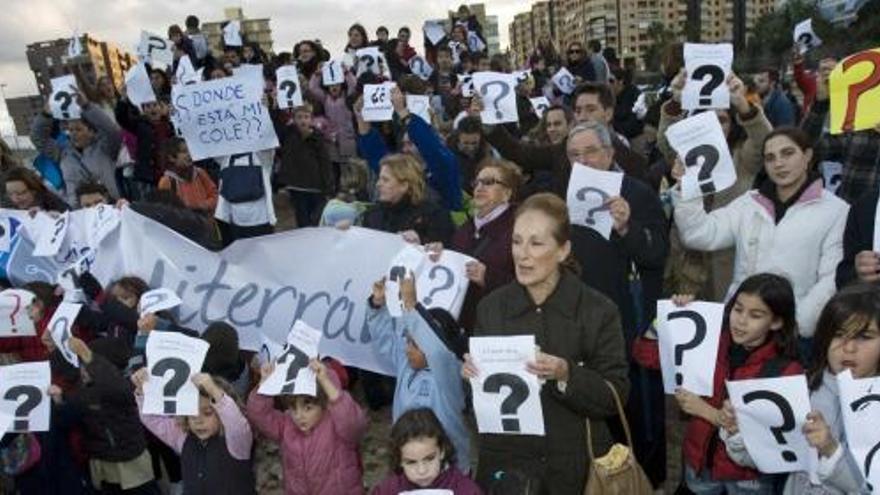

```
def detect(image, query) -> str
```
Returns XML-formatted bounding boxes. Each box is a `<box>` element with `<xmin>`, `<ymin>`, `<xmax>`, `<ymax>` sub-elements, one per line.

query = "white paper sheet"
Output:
<box><xmin>362</xmin><ymin>82</ymin><xmax>396</xmax><ymax>122</ymax></box>
<box><xmin>473</xmin><ymin>72</ymin><xmax>519</xmax><ymax>125</ymax></box>
<box><xmin>47</xmin><ymin>302</ymin><xmax>83</xmax><ymax>368</ymax></box>
<box><xmin>125</xmin><ymin>63</ymin><xmax>157</xmax><ymax>107</ymax></box>
<box><xmin>406</xmin><ymin>94</ymin><xmax>432</xmax><ymax>124</ymax></box>
<box><xmin>683</xmin><ymin>43</ymin><xmax>733</xmax><ymax>110</ymax></box>
<box><xmin>656</xmin><ymin>300</ymin><xmax>724</xmax><ymax>395</ymax></box>
<box><xmin>139</xmin><ymin>288</ymin><xmax>183</xmax><ymax>317</ymax></box>
<box><xmin>529</xmin><ymin>96</ymin><xmax>551</xmax><ymax>118</ymax></box>
<box><xmin>0</xmin><ymin>289</ymin><xmax>36</xmax><ymax>338</ymax></box>
<box><xmin>50</xmin><ymin>75</ymin><xmax>81</xmax><ymax>120</ymax></box>
<box><xmin>322</xmin><ymin>60</ymin><xmax>345</xmax><ymax>86</ymax></box>
<box><xmin>566</xmin><ymin>165</ymin><xmax>623</xmax><ymax>239</ymax></box>
<box><xmin>0</xmin><ymin>361</ymin><xmax>50</xmax><ymax>432</ymax></box>
<box><xmin>665</xmin><ymin>111</ymin><xmax>737</xmax><ymax>200</ymax></box>
<box><xmin>836</xmin><ymin>370</ymin><xmax>880</xmax><ymax>492</ymax></box>
<box><xmin>794</xmin><ymin>19</ymin><xmax>822</xmax><ymax>54</ymax></box>
<box><xmin>143</xmin><ymin>332</ymin><xmax>209</xmax><ymax>416</ymax></box>
<box><xmin>258</xmin><ymin>320</ymin><xmax>321</xmax><ymax>396</ymax></box>
<box><xmin>32</xmin><ymin>211</ymin><xmax>69</xmax><ymax>257</ymax></box>
<box><xmin>551</xmin><ymin>67</ymin><xmax>576</xmax><ymax>95</ymax></box>
<box><xmin>138</xmin><ymin>31</ymin><xmax>174</xmax><ymax>67</ymax></box>
<box><xmin>275</xmin><ymin>65</ymin><xmax>304</xmax><ymax>109</ymax></box>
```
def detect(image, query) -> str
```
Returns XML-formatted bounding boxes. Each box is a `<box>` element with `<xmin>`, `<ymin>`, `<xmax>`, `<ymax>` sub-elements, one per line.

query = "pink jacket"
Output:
<box><xmin>246</xmin><ymin>374</ymin><xmax>367</xmax><ymax>495</ymax></box>
<box><xmin>308</xmin><ymin>71</ymin><xmax>358</xmax><ymax>160</ymax></box>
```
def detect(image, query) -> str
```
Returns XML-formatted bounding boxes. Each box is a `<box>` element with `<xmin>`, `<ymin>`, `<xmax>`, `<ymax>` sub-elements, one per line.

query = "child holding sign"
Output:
<box><xmin>132</xmin><ymin>370</ymin><xmax>256</xmax><ymax>494</ymax></box>
<box><xmin>672</xmin><ymin>274</ymin><xmax>802</xmax><ymax>493</ymax></box>
<box><xmin>247</xmin><ymin>357</ymin><xmax>367</xmax><ymax>494</ymax></box>
<box><xmin>781</xmin><ymin>284</ymin><xmax>877</xmax><ymax>493</ymax></box>
<box><xmin>371</xmin><ymin>408</ymin><xmax>481</xmax><ymax>495</ymax></box>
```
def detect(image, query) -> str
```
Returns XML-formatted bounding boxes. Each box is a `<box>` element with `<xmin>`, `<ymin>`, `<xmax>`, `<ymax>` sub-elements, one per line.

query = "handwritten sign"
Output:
<box><xmin>0</xmin><ymin>289</ymin><xmax>36</xmax><ymax>338</ymax></box>
<box><xmin>322</xmin><ymin>60</ymin><xmax>345</xmax><ymax>86</ymax></box>
<box><xmin>139</xmin><ymin>288</ymin><xmax>183</xmax><ymax>317</ymax></box>
<box><xmin>473</xmin><ymin>72</ymin><xmax>519</xmax><ymax>125</ymax></box>
<box><xmin>362</xmin><ymin>83</ymin><xmax>396</xmax><ymax>122</ymax></box>
<box><xmin>356</xmin><ymin>46</ymin><xmax>388</xmax><ymax>78</ymax></box>
<box><xmin>529</xmin><ymin>96</ymin><xmax>550</xmax><ymax>118</ymax></box>
<box><xmin>424</xmin><ymin>21</ymin><xmax>447</xmax><ymax>46</ymax></box>
<box><xmin>829</xmin><ymin>47</ymin><xmax>880</xmax><ymax>134</ymax></box>
<box><xmin>837</xmin><ymin>369</ymin><xmax>880</xmax><ymax>492</ymax></box>
<box><xmin>794</xmin><ymin>19</ymin><xmax>821</xmax><ymax>55</ymax></box>
<box><xmin>552</xmin><ymin>67</ymin><xmax>576</xmax><ymax>95</ymax></box>
<box><xmin>171</xmin><ymin>69</ymin><xmax>279</xmax><ymax>160</ymax></box>
<box><xmin>32</xmin><ymin>212</ymin><xmax>69</xmax><ymax>257</ymax></box>
<box><xmin>138</xmin><ymin>31</ymin><xmax>173</xmax><ymax>67</ymax></box>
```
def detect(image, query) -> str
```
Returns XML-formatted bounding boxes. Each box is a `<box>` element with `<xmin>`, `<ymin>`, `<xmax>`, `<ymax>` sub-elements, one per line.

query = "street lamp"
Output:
<box><xmin>0</xmin><ymin>83</ymin><xmax>20</xmax><ymax>150</ymax></box>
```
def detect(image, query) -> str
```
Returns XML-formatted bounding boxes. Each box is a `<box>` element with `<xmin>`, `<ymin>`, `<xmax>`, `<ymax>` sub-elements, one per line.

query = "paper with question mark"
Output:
<box><xmin>551</xmin><ymin>67</ymin><xmax>576</xmax><ymax>95</ymax></box>
<box><xmin>32</xmin><ymin>211</ymin><xmax>70</xmax><ymax>257</ymax></box>
<box><xmin>0</xmin><ymin>288</ymin><xmax>36</xmax><ymax>337</ymax></box>
<box><xmin>258</xmin><ymin>320</ymin><xmax>321</xmax><ymax>397</ymax></box>
<box><xmin>355</xmin><ymin>46</ymin><xmax>388</xmax><ymax>79</ymax></box>
<box><xmin>124</xmin><ymin>62</ymin><xmax>157</xmax><ymax>108</ymax></box>
<box><xmin>222</xmin><ymin>21</ymin><xmax>242</xmax><ymax>47</ymax></box>
<box><xmin>137</xmin><ymin>30</ymin><xmax>174</xmax><ymax>67</ymax></box>
<box><xmin>385</xmin><ymin>244</ymin><xmax>426</xmax><ymax>317</ymax></box>
<box><xmin>467</xmin><ymin>31</ymin><xmax>486</xmax><ymax>53</ymax></box>
<box><xmin>275</xmin><ymin>65</ymin><xmax>304</xmax><ymax>110</ymax></box>
<box><xmin>362</xmin><ymin>82</ymin><xmax>396</xmax><ymax>122</ymax></box>
<box><xmin>143</xmin><ymin>331</ymin><xmax>209</xmax><ymax>416</ymax></box>
<box><xmin>0</xmin><ymin>214</ymin><xmax>12</xmax><ymax>252</ymax></box>
<box><xmin>837</xmin><ymin>369</ymin><xmax>880</xmax><ymax>492</ymax></box>
<box><xmin>406</xmin><ymin>94</ymin><xmax>432</xmax><ymax>125</ymax></box>
<box><xmin>469</xmin><ymin>335</ymin><xmax>544</xmax><ymax>436</ymax></box>
<box><xmin>85</xmin><ymin>204</ymin><xmax>121</xmax><ymax>248</ymax></box>
<box><xmin>460</xmin><ymin>74</ymin><xmax>474</xmax><ymax>98</ymax></box>
<box><xmin>49</xmin><ymin>75</ymin><xmax>82</xmax><ymax>120</ymax></box>
<box><xmin>448</xmin><ymin>41</ymin><xmax>466</xmax><ymax>66</ymax></box>
<box><xmin>322</xmin><ymin>60</ymin><xmax>345</xmax><ymax>86</ymax></box>
<box><xmin>257</xmin><ymin>333</ymin><xmax>285</xmax><ymax>367</ymax></box>
<box><xmin>408</xmin><ymin>56</ymin><xmax>434</xmax><ymax>81</ymax></box>
<box><xmin>416</xmin><ymin>249</ymin><xmax>474</xmax><ymax>315</ymax></box>
<box><xmin>423</xmin><ymin>20</ymin><xmax>447</xmax><ymax>46</ymax></box>
<box><xmin>0</xmin><ymin>410</ymin><xmax>12</xmax><ymax>440</ymax></box>
<box><xmin>565</xmin><ymin>164</ymin><xmax>623</xmax><ymax>240</ymax></box>
<box><xmin>47</xmin><ymin>302</ymin><xmax>83</xmax><ymax>368</ymax></box>
<box><xmin>829</xmin><ymin>47</ymin><xmax>880</xmax><ymax>135</ymax></box>
<box><xmin>472</xmin><ymin>71</ymin><xmax>519</xmax><ymax>125</ymax></box>
<box><xmin>67</xmin><ymin>30</ymin><xmax>82</xmax><ymax>59</ymax></box>
<box><xmin>0</xmin><ymin>361</ymin><xmax>50</xmax><ymax>432</ymax></box>
<box><xmin>138</xmin><ymin>288</ymin><xmax>183</xmax><ymax>317</ymax></box>
<box><xmin>821</xmin><ymin>161</ymin><xmax>843</xmax><ymax>196</ymax></box>
<box><xmin>793</xmin><ymin>19</ymin><xmax>821</xmax><ymax>55</ymax></box>
<box><xmin>656</xmin><ymin>299</ymin><xmax>724</xmax><ymax>396</ymax></box>
<box><xmin>664</xmin><ymin>111</ymin><xmax>736</xmax><ymax>201</ymax></box>
<box><xmin>682</xmin><ymin>43</ymin><xmax>732</xmax><ymax>111</ymax></box>
<box><xmin>529</xmin><ymin>96</ymin><xmax>551</xmax><ymax>118</ymax></box>
<box><xmin>175</xmin><ymin>55</ymin><xmax>198</xmax><ymax>85</ymax></box>
<box><xmin>727</xmin><ymin>375</ymin><xmax>816</xmax><ymax>473</ymax></box>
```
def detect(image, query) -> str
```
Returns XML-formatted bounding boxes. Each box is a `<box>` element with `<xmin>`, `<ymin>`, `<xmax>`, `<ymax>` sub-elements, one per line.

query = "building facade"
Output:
<box><xmin>25</xmin><ymin>34</ymin><xmax>135</xmax><ymax>97</ymax></box>
<box><xmin>5</xmin><ymin>95</ymin><xmax>44</xmax><ymax>137</ymax></box>
<box><xmin>202</xmin><ymin>7</ymin><xmax>274</xmax><ymax>56</ymax></box>
<box><xmin>448</xmin><ymin>3</ymin><xmax>501</xmax><ymax>55</ymax></box>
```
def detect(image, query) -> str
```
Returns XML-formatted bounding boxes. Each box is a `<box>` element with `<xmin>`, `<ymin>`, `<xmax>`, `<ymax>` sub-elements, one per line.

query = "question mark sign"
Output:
<box><xmin>576</xmin><ymin>187</ymin><xmax>610</xmax><ymax>226</ymax></box>
<box><xmin>558</xmin><ymin>74</ymin><xmax>573</xmax><ymax>92</ymax></box>
<box><xmin>691</xmin><ymin>65</ymin><xmax>725</xmax><ymax>107</ymax></box>
<box><xmin>480</xmin><ymin>81</ymin><xmax>510</xmax><ymax>120</ymax></box>
<box><xmin>151</xmin><ymin>357</ymin><xmax>191</xmax><ymax>415</ymax></box>
<box><xmin>742</xmin><ymin>390</ymin><xmax>798</xmax><ymax>462</ymax></box>
<box><xmin>483</xmin><ymin>373</ymin><xmax>530</xmax><ymax>432</ymax></box>
<box><xmin>277</xmin><ymin>345</ymin><xmax>310</xmax><ymax>395</ymax></box>
<box><xmin>667</xmin><ymin>310</ymin><xmax>707</xmax><ymax>386</ymax></box>
<box><xmin>360</xmin><ymin>55</ymin><xmax>376</xmax><ymax>74</ymax></box>
<box><xmin>4</xmin><ymin>292</ymin><xmax>22</xmax><ymax>334</ymax></box>
<box><xmin>3</xmin><ymin>385</ymin><xmax>42</xmax><ymax>431</ymax></box>
<box><xmin>147</xmin><ymin>36</ymin><xmax>167</xmax><ymax>56</ymax></box>
<box><xmin>422</xmin><ymin>265</ymin><xmax>455</xmax><ymax>306</ymax></box>
<box><xmin>51</xmin><ymin>315</ymin><xmax>74</xmax><ymax>361</ymax></box>
<box><xmin>54</xmin><ymin>92</ymin><xmax>74</xmax><ymax>119</ymax></box>
<box><xmin>279</xmin><ymin>80</ymin><xmax>297</xmax><ymax>108</ymax></box>
<box><xmin>684</xmin><ymin>144</ymin><xmax>721</xmax><ymax>194</ymax></box>
<box><xmin>840</xmin><ymin>51</ymin><xmax>880</xmax><ymax>133</ymax></box>
<box><xmin>140</xmin><ymin>292</ymin><xmax>167</xmax><ymax>315</ymax></box>
<box><xmin>797</xmin><ymin>32</ymin><xmax>813</xmax><ymax>49</ymax></box>
<box><xmin>850</xmin><ymin>394</ymin><xmax>880</xmax><ymax>490</ymax></box>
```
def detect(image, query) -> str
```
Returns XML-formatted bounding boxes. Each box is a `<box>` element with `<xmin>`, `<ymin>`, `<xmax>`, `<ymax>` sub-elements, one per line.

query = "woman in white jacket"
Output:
<box><xmin>673</xmin><ymin>127</ymin><xmax>849</xmax><ymax>341</ymax></box>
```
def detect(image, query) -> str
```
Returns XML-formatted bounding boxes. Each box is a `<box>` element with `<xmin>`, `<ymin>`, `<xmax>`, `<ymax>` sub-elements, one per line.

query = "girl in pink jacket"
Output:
<box><xmin>308</xmin><ymin>64</ymin><xmax>358</xmax><ymax>160</ymax></box>
<box><xmin>247</xmin><ymin>358</ymin><xmax>368</xmax><ymax>495</ymax></box>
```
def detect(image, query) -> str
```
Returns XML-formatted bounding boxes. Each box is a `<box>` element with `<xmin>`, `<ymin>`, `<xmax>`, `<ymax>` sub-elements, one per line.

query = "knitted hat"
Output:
<box><xmin>89</xmin><ymin>337</ymin><xmax>132</xmax><ymax>370</ymax></box>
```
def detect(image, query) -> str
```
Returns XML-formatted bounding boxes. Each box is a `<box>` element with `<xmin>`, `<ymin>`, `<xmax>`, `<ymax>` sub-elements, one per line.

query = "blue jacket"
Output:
<box><xmin>357</xmin><ymin>114</ymin><xmax>463</xmax><ymax>211</ymax></box>
<box><xmin>763</xmin><ymin>88</ymin><xmax>796</xmax><ymax>128</ymax></box>
<box><xmin>366</xmin><ymin>304</ymin><xmax>470</xmax><ymax>472</ymax></box>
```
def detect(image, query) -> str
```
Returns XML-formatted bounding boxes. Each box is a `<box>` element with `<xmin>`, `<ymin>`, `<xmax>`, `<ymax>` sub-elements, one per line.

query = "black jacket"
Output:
<box><xmin>612</xmin><ymin>84</ymin><xmax>644</xmax><ymax>139</ymax></box>
<box><xmin>274</xmin><ymin>115</ymin><xmax>335</xmax><ymax>195</ymax></box>
<box><xmin>837</xmin><ymin>188</ymin><xmax>878</xmax><ymax>288</ymax></box>
<box><xmin>362</xmin><ymin>199</ymin><xmax>454</xmax><ymax>244</ymax></box>
<box><xmin>570</xmin><ymin>176</ymin><xmax>668</xmax><ymax>344</ymax></box>
<box><xmin>181</xmin><ymin>435</ymin><xmax>256</xmax><ymax>495</ymax></box>
<box><xmin>63</xmin><ymin>354</ymin><xmax>147</xmax><ymax>462</ymax></box>
<box><xmin>115</xmin><ymin>98</ymin><xmax>174</xmax><ymax>184</ymax></box>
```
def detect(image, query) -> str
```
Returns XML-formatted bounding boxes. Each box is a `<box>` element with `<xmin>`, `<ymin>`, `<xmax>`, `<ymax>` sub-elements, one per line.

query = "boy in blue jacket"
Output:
<box><xmin>365</xmin><ymin>273</ymin><xmax>471</xmax><ymax>473</ymax></box>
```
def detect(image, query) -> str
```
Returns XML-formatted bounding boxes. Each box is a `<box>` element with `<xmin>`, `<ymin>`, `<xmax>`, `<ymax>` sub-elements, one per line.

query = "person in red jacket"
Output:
<box><xmin>673</xmin><ymin>273</ymin><xmax>803</xmax><ymax>493</ymax></box>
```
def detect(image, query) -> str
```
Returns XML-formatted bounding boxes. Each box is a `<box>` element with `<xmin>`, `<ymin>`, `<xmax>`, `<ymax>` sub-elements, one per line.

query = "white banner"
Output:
<box><xmin>171</xmin><ymin>70</ymin><xmax>279</xmax><ymax>161</ymax></box>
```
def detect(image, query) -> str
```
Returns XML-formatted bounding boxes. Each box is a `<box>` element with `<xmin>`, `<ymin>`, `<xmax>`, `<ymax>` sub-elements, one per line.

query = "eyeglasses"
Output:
<box><xmin>472</xmin><ymin>177</ymin><xmax>506</xmax><ymax>188</ymax></box>
<box><xmin>568</xmin><ymin>49</ymin><xmax>583</xmax><ymax>54</ymax></box>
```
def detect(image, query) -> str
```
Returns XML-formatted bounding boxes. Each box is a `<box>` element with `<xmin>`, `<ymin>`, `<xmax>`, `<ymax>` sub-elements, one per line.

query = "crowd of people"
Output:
<box><xmin>1</xmin><ymin>4</ymin><xmax>879</xmax><ymax>495</ymax></box>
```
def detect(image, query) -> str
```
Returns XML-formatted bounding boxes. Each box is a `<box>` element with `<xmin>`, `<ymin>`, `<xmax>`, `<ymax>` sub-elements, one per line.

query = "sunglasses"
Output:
<box><xmin>472</xmin><ymin>177</ymin><xmax>506</xmax><ymax>188</ymax></box>
<box><xmin>568</xmin><ymin>49</ymin><xmax>583</xmax><ymax>54</ymax></box>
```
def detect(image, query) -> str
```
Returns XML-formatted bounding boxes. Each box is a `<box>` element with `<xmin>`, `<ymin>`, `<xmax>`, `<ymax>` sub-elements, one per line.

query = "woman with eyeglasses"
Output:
<box><xmin>564</xmin><ymin>42</ymin><xmax>596</xmax><ymax>86</ymax></box>
<box><xmin>427</xmin><ymin>159</ymin><xmax>523</xmax><ymax>332</ymax></box>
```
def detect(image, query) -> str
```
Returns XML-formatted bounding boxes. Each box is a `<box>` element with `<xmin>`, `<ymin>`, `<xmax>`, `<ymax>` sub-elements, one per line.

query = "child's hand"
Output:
<box><xmin>671</xmin><ymin>293</ymin><xmax>695</xmax><ymax>307</ymax></box>
<box><xmin>465</xmin><ymin>260</ymin><xmax>487</xmax><ymax>287</ymax></box>
<box><xmin>259</xmin><ymin>363</ymin><xmax>275</xmax><ymax>385</ymax></box>
<box><xmin>48</xmin><ymin>384</ymin><xmax>64</xmax><ymax>404</ymax></box>
<box><xmin>310</xmin><ymin>358</ymin><xmax>340</xmax><ymax>402</ymax></box>
<box><xmin>400</xmin><ymin>273</ymin><xmax>417</xmax><ymax>311</ymax></box>
<box><xmin>461</xmin><ymin>353</ymin><xmax>479</xmax><ymax>379</ymax></box>
<box><xmin>131</xmin><ymin>367</ymin><xmax>148</xmax><ymax>395</ymax></box>
<box><xmin>671</xmin><ymin>158</ymin><xmax>685</xmax><ymax>184</ymax></box>
<box><xmin>720</xmin><ymin>400</ymin><xmax>739</xmax><ymax>435</ymax></box>
<box><xmin>192</xmin><ymin>373</ymin><xmax>223</xmax><ymax>401</ymax></box>
<box><xmin>371</xmin><ymin>277</ymin><xmax>386</xmax><ymax>307</ymax></box>
<box><xmin>804</xmin><ymin>411</ymin><xmax>839</xmax><ymax>458</ymax></box>
<box><xmin>400</xmin><ymin>230</ymin><xmax>421</xmax><ymax>244</ymax></box>
<box><xmin>675</xmin><ymin>388</ymin><xmax>708</xmax><ymax>418</ymax></box>
<box><xmin>309</xmin><ymin>358</ymin><xmax>328</xmax><ymax>381</ymax></box>
<box><xmin>138</xmin><ymin>313</ymin><xmax>158</xmax><ymax>332</ymax></box>
<box><xmin>68</xmin><ymin>337</ymin><xmax>92</xmax><ymax>364</ymax></box>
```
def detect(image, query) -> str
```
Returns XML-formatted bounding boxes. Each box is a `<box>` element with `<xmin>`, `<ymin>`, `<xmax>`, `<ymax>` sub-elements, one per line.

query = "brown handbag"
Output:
<box><xmin>584</xmin><ymin>380</ymin><xmax>654</xmax><ymax>495</ymax></box>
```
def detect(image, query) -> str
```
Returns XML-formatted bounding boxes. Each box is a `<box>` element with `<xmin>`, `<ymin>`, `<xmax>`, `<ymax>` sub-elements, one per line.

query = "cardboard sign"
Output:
<box><xmin>683</xmin><ymin>43</ymin><xmax>733</xmax><ymax>110</ymax></box>
<box><xmin>829</xmin><ymin>47</ymin><xmax>880</xmax><ymax>134</ymax></box>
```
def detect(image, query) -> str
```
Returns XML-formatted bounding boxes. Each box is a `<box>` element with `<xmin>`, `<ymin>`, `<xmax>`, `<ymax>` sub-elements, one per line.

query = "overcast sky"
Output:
<box><xmin>0</xmin><ymin>0</ymin><xmax>535</xmax><ymax>97</ymax></box>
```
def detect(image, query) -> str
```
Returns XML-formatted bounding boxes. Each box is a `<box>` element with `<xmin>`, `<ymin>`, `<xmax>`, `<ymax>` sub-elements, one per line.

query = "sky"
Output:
<box><xmin>0</xmin><ymin>0</ymin><xmax>537</xmax><ymax>98</ymax></box>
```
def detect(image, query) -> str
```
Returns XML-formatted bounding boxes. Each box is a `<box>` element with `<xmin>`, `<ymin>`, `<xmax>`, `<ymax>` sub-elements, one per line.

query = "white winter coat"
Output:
<box><xmin>673</xmin><ymin>179</ymin><xmax>849</xmax><ymax>337</ymax></box>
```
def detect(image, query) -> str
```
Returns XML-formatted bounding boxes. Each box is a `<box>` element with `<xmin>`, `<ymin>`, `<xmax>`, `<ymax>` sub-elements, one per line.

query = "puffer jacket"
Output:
<box><xmin>246</xmin><ymin>369</ymin><xmax>367</xmax><ymax>495</ymax></box>
<box><xmin>673</xmin><ymin>178</ymin><xmax>848</xmax><ymax>337</ymax></box>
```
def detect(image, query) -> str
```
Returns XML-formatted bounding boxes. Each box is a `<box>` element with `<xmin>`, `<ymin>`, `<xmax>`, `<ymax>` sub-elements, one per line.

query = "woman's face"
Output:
<box><xmin>376</xmin><ymin>165</ymin><xmax>409</xmax><ymax>204</ymax></box>
<box><xmin>400</xmin><ymin>436</ymin><xmax>444</xmax><ymax>487</ymax></box>
<box><xmin>348</xmin><ymin>28</ymin><xmax>364</xmax><ymax>48</ymax></box>
<box><xmin>511</xmin><ymin>210</ymin><xmax>569</xmax><ymax>290</ymax></box>
<box><xmin>297</xmin><ymin>43</ymin><xmax>315</xmax><ymax>63</ymax></box>
<box><xmin>150</xmin><ymin>72</ymin><xmax>166</xmax><ymax>92</ymax></box>
<box><xmin>111</xmin><ymin>284</ymin><xmax>138</xmax><ymax>309</ymax></box>
<box><xmin>5</xmin><ymin>180</ymin><xmax>36</xmax><ymax>209</ymax></box>
<box><xmin>828</xmin><ymin>322</ymin><xmax>880</xmax><ymax>379</ymax></box>
<box><xmin>188</xmin><ymin>396</ymin><xmax>222</xmax><ymax>440</ymax></box>
<box><xmin>764</xmin><ymin>135</ymin><xmax>812</xmax><ymax>191</ymax></box>
<box><xmin>472</xmin><ymin>167</ymin><xmax>511</xmax><ymax>215</ymax></box>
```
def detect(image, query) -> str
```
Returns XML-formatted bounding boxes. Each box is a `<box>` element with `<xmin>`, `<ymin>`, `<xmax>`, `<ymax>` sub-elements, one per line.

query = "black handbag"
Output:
<box><xmin>219</xmin><ymin>153</ymin><xmax>265</xmax><ymax>203</ymax></box>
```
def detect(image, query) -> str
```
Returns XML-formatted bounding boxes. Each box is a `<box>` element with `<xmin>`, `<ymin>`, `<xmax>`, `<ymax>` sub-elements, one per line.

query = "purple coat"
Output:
<box><xmin>246</xmin><ymin>372</ymin><xmax>367</xmax><ymax>495</ymax></box>
<box><xmin>308</xmin><ymin>71</ymin><xmax>358</xmax><ymax>160</ymax></box>
<box><xmin>371</xmin><ymin>466</ymin><xmax>483</xmax><ymax>495</ymax></box>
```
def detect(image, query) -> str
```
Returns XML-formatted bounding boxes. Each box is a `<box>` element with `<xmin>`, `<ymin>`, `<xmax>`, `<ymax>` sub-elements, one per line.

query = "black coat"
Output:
<box><xmin>473</xmin><ymin>270</ymin><xmax>630</xmax><ymax>494</ymax></box>
<box><xmin>274</xmin><ymin>115</ymin><xmax>335</xmax><ymax>195</ymax></box>
<box><xmin>612</xmin><ymin>84</ymin><xmax>644</xmax><ymax>139</ymax></box>
<box><xmin>570</xmin><ymin>176</ymin><xmax>668</xmax><ymax>345</ymax></box>
<box><xmin>115</xmin><ymin>99</ymin><xmax>174</xmax><ymax>184</ymax></box>
<box><xmin>362</xmin><ymin>198</ymin><xmax>454</xmax><ymax>244</ymax></box>
<box><xmin>837</xmin><ymin>188</ymin><xmax>878</xmax><ymax>288</ymax></box>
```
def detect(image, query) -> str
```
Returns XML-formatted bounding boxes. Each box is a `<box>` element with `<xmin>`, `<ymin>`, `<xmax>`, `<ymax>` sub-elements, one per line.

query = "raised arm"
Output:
<box><xmin>672</xmin><ymin>188</ymin><xmax>742</xmax><ymax>252</ymax></box>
